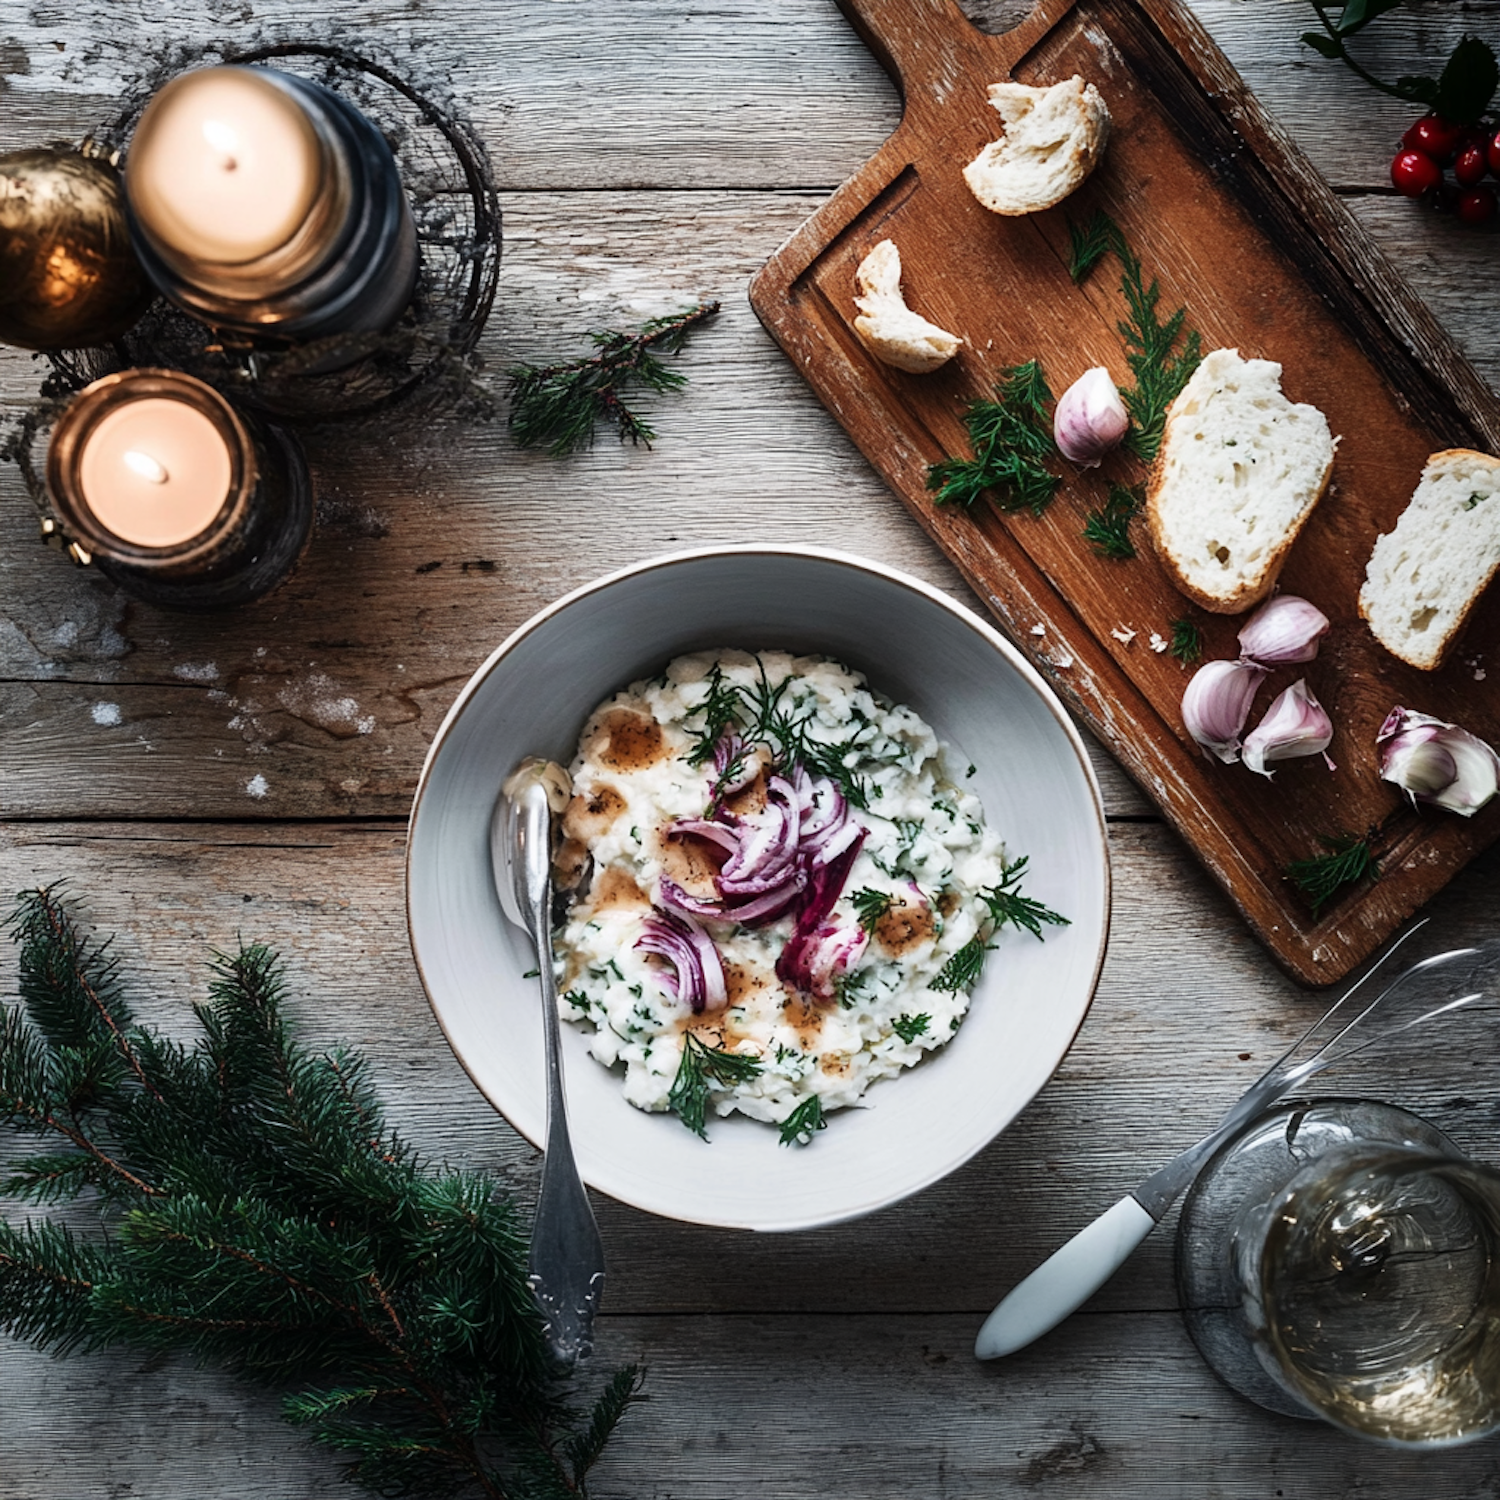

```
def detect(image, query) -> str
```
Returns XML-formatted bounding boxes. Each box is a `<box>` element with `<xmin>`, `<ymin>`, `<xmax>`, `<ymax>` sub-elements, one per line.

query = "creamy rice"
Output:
<box><xmin>551</xmin><ymin>650</ymin><xmax>1010</xmax><ymax>1140</ymax></box>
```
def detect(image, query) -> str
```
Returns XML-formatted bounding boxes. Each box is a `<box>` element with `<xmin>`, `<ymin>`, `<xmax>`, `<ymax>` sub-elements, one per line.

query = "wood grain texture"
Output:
<box><xmin>748</xmin><ymin>0</ymin><xmax>1500</xmax><ymax>985</ymax></box>
<box><xmin>2</xmin><ymin>0</ymin><xmax>1500</xmax><ymax>1492</ymax></box>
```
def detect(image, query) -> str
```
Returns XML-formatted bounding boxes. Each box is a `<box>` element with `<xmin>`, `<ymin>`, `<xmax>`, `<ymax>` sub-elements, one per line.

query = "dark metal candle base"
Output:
<box><xmin>94</xmin><ymin>422</ymin><xmax>314</xmax><ymax>611</ymax></box>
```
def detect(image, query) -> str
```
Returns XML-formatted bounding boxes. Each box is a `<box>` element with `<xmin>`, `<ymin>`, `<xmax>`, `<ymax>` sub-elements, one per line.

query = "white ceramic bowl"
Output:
<box><xmin>406</xmin><ymin>546</ymin><xmax>1110</xmax><ymax>1231</ymax></box>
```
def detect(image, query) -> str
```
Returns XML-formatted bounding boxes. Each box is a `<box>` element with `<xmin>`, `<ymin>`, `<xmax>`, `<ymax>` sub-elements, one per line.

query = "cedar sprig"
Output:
<box><xmin>1169</xmin><ymin>617</ymin><xmax>1205</xmax><ymax>664</ymax></box>
<box><xmin>1083</xmin><ymin>483</ymin><xmax>1143</xmax><ymax>559</ymax></box>
<box><xmin>0</xmin><ymin>887</ymin><xmax>642</xmax><ymax>1500</ymax></box>
<box><xmin>927</xmin><ymin>360</ymin><xmax>1060</xmax><ymax>516</ymax></box>
<box><xmin>1285</xmin><ymin>833</ymin><xmax>1379</xmax><ymax>916</ymax></box>
<box><xmin>506</xmin><ymin>301</ymin><xmax>720</xmax><ymax>457</ymax></box>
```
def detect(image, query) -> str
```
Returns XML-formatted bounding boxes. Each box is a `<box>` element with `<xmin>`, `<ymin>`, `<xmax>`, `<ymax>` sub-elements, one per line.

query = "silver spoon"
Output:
<box><xmin>975</xmin><ymin>923</ymin><xmax>1498</xmax><ymax>1360</ymax></box>
<box><xmin>492</xmin><ymin>757</ymin><xmax>605</xmax><ymax>1367</ymax></box>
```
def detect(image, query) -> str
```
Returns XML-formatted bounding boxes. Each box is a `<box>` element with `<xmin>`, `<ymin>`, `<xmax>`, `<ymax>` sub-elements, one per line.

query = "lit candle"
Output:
<box><xmin>76</xmin><ymin>396</ymin><xmax>232</xmax><ymax>548</ymax></box>
<box><xmin>45</xmin><ymin>369</ymin><xmax>313</xmax><ymax>609</ymax></box>
<box><xmin>124</xmin><ymin>65</ymin><xmax>417</xmax><ymax>343</ymax></box>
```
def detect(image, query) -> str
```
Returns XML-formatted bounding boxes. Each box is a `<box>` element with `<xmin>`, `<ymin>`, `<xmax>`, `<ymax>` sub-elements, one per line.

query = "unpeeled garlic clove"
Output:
<box><xmin>1181</xmin><ymin>658</ymin><xmax>1266</xmax><ymax>763</ymax></box>
<box><xmin>1237</xmin><ymin>594</ymin><xmax>1330</xmax><ymax>667</ymax></box>
<box><xmin>1377</xmin><ymin>707</ymin><xmax>1500</xmax><ymax>816</ymax></box>
<box><xmin>1241</xmin><ymin>679</ymin><xmax>1333</xmax><ymax>778</ymax></box>
<box><xmin>1052</xmin><ymin>366</ymin><xmax>1129</xmax><ymax>467</ymax></box>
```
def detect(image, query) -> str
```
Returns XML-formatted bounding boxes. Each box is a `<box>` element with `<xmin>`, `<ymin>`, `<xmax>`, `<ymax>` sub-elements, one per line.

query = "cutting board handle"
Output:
<box><xmin>833</xmin><ymin>0</ymin><xmax>1077</xmax><ymax>107</ymax></box>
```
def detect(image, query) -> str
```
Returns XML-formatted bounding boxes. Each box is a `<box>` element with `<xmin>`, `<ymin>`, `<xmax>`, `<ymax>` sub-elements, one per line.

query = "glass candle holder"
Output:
<box><xmin>45</xmin><ymin>367</ymin><xmax>312</xmax><ymax>610</ymax></box>
<box><xmin>1178</xmin><ymin>1097</ymin><xmax>1500</xmax><ymax>1447</ymax></box>
<box><xmin>123</xmin><ymin>64</ymin><xmax>417</xmax><ymax>344</ymax></box>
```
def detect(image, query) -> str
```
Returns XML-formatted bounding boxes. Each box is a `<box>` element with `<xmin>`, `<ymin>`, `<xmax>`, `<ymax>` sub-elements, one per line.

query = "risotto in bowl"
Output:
<box><xmin>407</xmin><ymin>547</ymin><xmax>1109</xmax><ymax>1230</ymax></box>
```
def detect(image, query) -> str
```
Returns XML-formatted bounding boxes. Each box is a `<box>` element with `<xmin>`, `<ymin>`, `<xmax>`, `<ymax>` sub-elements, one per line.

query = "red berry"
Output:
<box><xmin>1488</xmin><ymin>129</ymin><xmax>1500</xmax><ymax>176</ymax></box>
<box><xmin>1402</xmin><ymin>114</ymin><xmax>1466</xmax><ymax>161</ymax></box>
<box><xmin>1391</xmin><ymin>148</ymin><xmax>1442</xmax><ymax>197</ymax></box>
<box><xmin>1455</xmin><ymin>141</ymin><xmax>1489</xmax><ymax>187</ymax></box>
<box><xmin>1459</xmin><ymin>186</ymin><xmax>1497</xmax><ymax>225</ymax></box>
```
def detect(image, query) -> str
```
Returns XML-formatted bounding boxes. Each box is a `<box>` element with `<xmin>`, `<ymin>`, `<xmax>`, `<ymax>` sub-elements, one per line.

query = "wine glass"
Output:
<box><xmin>1178</xmin><ymin>1097</ymin><xmax>1500</xmax><ymax>1446</ymax></box>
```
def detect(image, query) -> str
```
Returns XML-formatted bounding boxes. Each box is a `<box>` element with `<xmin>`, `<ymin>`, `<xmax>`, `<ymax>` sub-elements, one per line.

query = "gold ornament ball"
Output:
<box><xmin>0</xmin><ymin>146</ymin><xmax>154</xmax><ymax>350</ymax></box>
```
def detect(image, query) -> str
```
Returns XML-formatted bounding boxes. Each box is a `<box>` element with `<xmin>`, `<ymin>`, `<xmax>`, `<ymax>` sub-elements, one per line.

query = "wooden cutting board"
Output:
<box><xmin>748</xmin><ymin>0</ymin><xmax>1500</xmax><ymax>987</ymax></box>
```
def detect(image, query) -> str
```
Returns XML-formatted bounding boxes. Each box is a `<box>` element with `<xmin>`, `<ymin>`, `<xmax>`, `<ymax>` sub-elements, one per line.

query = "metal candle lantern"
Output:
<box><xmin>123</xmin><ymin>65</ymin><xmax>418</xmax><ymax>345</ymax></box>
<box><xmin>45</xmin><ymin>368</ymin><xmax>313</xmax><ymax>610</ymax></box>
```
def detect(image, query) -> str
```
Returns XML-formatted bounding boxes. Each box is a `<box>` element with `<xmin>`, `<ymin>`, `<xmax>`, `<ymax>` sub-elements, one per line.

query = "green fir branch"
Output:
<box><xmin>1083</xmin><ymin>483</ymin><xmax>1142</xmax><ymax>559</ymax></box>
<box><xmin>778</xmin><ymin>1095</ymin><xmax>826</xmax><ymax>1148</ymax></box>
<box><xmin>0</xmin><ymin>888</ymin><xmax>639</xmax><ymax>1500</ymax></box>
<box><xmin>927</xmin><ymin>360</ymin><xmax>1060</xmax><ymax>516</ymax></box>
<box><xmin>1067</xmin><ymin>210</ymin><xmax>1118</xmax><ymax>284</ymax></box>
<box><xmin>506</xmin><ymin>301</ymin><xmax>720</xmax><ymax>457</ymax></box>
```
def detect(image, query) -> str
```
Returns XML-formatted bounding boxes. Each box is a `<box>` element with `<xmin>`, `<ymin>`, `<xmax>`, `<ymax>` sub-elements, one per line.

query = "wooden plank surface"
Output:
<box><xmin>3</xmin><ymin>0</ymin><xmax>1500</xmax><ymax>1492</ymax></box>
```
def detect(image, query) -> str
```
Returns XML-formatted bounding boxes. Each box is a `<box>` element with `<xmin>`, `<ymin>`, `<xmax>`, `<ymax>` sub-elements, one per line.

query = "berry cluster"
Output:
<box><xmin>1390</xmin><ymin>114</ymin><xmax>1500</xmax><ymax>225</ymax></box>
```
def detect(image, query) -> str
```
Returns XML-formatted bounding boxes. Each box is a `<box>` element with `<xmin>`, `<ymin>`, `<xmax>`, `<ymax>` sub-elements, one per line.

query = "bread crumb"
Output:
<box><xmin>246</xmin><ymin>774</ymin><xmax>270</xmax><ymax>799</ymax></box>
<box><xmin>1149</xmin><ymin>632</ymin><xmax>1169</xmax><ymax>653</ymax></box>
<box><xmin>1110</xmin><ymin>626</ymin><xmax>1136</xmax><ymax>646</ymax></box>
<box><xmin>1054</xmin><ymin>652</ymin><xmax>1075</xmax><ymax>669</ymax></box>
<box><xmin>1030</xmin><ymin>623</ymin><xmax>1046</xmax><ymax>637</ymax></box>
<box><xmin>91</xmin><ymin>701</ymin><xmax>121</xmax><ymax>726</ymax></box>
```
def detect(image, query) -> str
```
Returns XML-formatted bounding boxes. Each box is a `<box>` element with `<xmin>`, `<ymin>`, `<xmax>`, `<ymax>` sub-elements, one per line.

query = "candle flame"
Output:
<box><xmin>123</xmin><ymin>450</ymin><xmax>170</xmax><ymax>485</ymax></box>
<box><xmin>201</xmin><ymin>118</ymin><xmax>240</xmax><ymax>171</ymax></box>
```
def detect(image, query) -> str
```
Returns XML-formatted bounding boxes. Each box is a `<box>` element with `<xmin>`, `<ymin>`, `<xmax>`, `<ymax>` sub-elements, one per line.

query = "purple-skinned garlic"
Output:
<box><xmin>1053</xmin><ymin>366</ymin><xmax>1129</xmax><ymax>467</ymax></box>
<box><xmin>1237</xmin><ymin>594</ymin><xmax>1330</xmax><ymax>667</ymax></box>
<box><xmin>1181</xmin><ymin>658</ymin><xmax>1267</xmax><ymax>763</ymax></box>
<box><xmin>1241</xmin><ymin>679</ymin><xmax>1334</xmax><ymax>777</ymax></box>
<box><xmin>1377</xmin><ymin>708</ymin><xmax>1500</xmax><ymax>816</ymax></box>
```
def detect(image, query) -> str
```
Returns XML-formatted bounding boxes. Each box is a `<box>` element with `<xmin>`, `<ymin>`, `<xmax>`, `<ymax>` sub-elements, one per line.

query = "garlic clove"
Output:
<box><xmin>1181</xmin><ymin>658</ymin><xmax>1266</xmax><ymax>763</ymax></box>
<box><xmin>1377</xmin><ymin>707</ymin><xmax>1500</xmax><ymax>816</ymax></box>
<box><xmin>1237</xmin><ymin>594</ymin><xmax>1330</xmax><ymax>667</ymax></box>
<box><xmin>1241</xmin><ymin>679</ymin><xmax>1333</xmax><ymax>778</ymax></box>
<box><xmin>1052</xmin><ymin>366</ymin><xmax>1129</xmax><ymax>467</ymax></box>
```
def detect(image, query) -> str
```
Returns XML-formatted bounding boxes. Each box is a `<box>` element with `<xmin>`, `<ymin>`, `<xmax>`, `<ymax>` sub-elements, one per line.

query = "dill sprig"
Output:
<box><xmin>850</xmin><ymin>888</ymin><xmax>895</xmax><ymax>935</ymax></box>
<box><xmin>506</xmin><ymin>301</ymin><xmax>720</xmax><ymax>457</ymax></box>
<box><xmin>1065</xmin><ymin>212</ymin><xmax>1202</xmax><ymax>461</ymax></box>
<box><xmin>1169</xmin><ymin>617</ymin><xmax>1204</xmax><ymax>664</ymax></box>
<box><xmin>891</xmin><ymin>1013</ymin><xmax>931</xmax><ymax>1044</ymax></box>
<box><xmin>683</xmin><ymin>657</ymin><xmax>872</xmax><ymax>810</ymax></box>
<box><xmin>927</xmin><ymin>360</ymin><xmax>1060</xmax><ymax>516</ymax></box>
<box><xmin>1285</xmin><ymin>833</ymin><xmax>1379</xmax><ymax>917</ymax></box>
<box><xmin>668</xmin><ymin>1032</ymin><xmax>763</xmax><ymax>1140</ymax></box>
<box><xmin>932</xmin><ymin>936</ymin><xmax>986</xmax><ymax>993</ymax></box>
<box><xmin>1067</xmin><ymin>210</ymin><xmax>1117</xmax><ymax>284</ymax></box>
<box><xmin>778</xmin><ymin>1095</ymin><xmax>826</xmax><ymax>1148</ymax></box>
<box><xmin>1083</xmin><ymin>482</ymin><xmax>1142</xmax><ymax>559</ymax></box>
<box><xmin>983</xmin><ymin>855</ymin><xmax>1071</xmax><ymax>940</ymax></box>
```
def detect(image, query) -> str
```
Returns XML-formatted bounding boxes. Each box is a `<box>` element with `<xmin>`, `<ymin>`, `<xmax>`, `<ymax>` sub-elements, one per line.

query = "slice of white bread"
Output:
<box><xmin>852</xmin><ymin>239</ymin><xmax>962</xmax><ymax>374</ymax></box>
<box><xmin>1146</xmin><ymin>348</ymin><xmax>1336</xmax><ymax>614</ymax></box>
<box><xmin>1359</xmin><ymin>448</ymin><xmax>1500</xmax><ymax>670</ymax></box>
<box><xmin>963</xmin><ymin>76</ymin><xmax>1110</xmax><ymax>217</ymax></box>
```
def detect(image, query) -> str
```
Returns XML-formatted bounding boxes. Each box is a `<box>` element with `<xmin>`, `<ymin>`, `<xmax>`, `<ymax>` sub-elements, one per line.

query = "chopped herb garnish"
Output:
<box><xmin>1169</xmin><ymin>617</ymin><xmax>1204</xmax><ymax>664</ymax></box>
<box><xmin>1286</xmin><ymin>833</ymin><xmax>1378</xmax><ymax>917</ymax></box>
<box><xmin>668</xmin><ymin>1032</ymin><xmax>764</xmax><ymax>1140</ymax></box>
<box><xmin>1465</xmin><ymin>492</ymin><xmax>1489</xmax><ymax>510</ymax></box>
<box><xmin>850</xmin><ymin>887</ymin><xmax>895</xmax><ymax>934</ymax></box>
<box><xmin>1083</xmin><ymin>482</ymin><xmax>1143</xmax><ymax>559</ymax></box>
<box><xmin>562</xmin><ymin>989</ymin><xmax>588</xmax><ymax>1010</ymax></box>
<box><xmin>834</xmin><ymin>969</ymin><xmax>873</xmax><ymax>1010</ymax></box>
<box><xmin>926</xmin><ymin>360</ymin><xmax>1060</xmax><ymax>516</ymax></box>
<box><xmin>522</xmin><ymin>967</ymin><xmax>540</xmax><ymax>979</ymax></box>
<box><xmin>966</xmin><ymin>763</ymin><xmax>977</xmax><ymax>778</ymax></box>
<box><xmin>891</xmin><ymin>1013</ymin><xmax>931</xmax><ymax>1044</ymax></box>
<box><xmin>778</xmin><ymin>1094</ymin><xmax>827</xmax><ymax>1148</ymax></box>
<box><xmin>982</xmin><ymin>854</ymin><xmax>1071</xmax><ymax>940</ymax></box>
<box><xmin>682</xmin><ymin>656</ymin><xmax>871</xmax><ymax>809</ymax></box>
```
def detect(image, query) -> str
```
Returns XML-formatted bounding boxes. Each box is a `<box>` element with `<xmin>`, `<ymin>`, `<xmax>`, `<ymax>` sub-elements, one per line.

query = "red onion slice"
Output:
<box><xmin>635</xmin><ymin>908</ymin><xmax>727</xmax><ymax>1013</ymax></box>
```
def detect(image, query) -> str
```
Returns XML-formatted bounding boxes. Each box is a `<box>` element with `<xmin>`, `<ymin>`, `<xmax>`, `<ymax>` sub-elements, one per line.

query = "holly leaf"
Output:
<box><xmin>1334</xmin><ymin>0</ymin><xmax>1404</xmax><ymax>37</ymax></box>
<box><xmin>1432</xmin><ymin>37</ymin><xmax>1500</xmax><ymax>126</ymax></box>
<box><xmin>1300</xmin><ymin>31</ymin><xmax>1343</xmax><ymax>59</ymax></box>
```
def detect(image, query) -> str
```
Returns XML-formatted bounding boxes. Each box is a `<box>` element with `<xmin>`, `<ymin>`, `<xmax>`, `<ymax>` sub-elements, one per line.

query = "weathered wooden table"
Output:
<box><xmin>4</xmin><ymin>2</ymin><xmax>1500</xmax><ymax>1494</ymax></box>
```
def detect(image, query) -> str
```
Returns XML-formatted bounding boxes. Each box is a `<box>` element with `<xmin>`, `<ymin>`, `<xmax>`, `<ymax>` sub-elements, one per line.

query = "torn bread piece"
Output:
<box><xmin>852</xmin><ymin>239</ymin><xmax>963</xmax><ymax>374</ymax></box>
<box><xmin>963</xmin><ymin>76</ymin><xmax>1110</xmax><ymax>216</ymax></box>
<box><xmin>1146</xmin><ymin>348</ymin><xmax>1336</xmax><ymax>614</ymax></box>
<box><xmin>1360</xmin><ymin>449</ymin><xmax>1500</xmax><ymax>670</ymax></box>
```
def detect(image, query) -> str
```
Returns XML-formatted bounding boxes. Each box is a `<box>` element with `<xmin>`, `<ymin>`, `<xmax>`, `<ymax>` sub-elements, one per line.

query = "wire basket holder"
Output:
<box><xmin>49</xmin><ymin>40</ymin><xmax>502</xmax><ymax>423</ymax></box>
